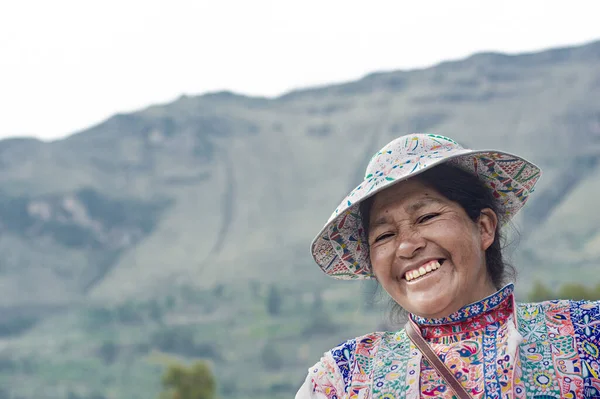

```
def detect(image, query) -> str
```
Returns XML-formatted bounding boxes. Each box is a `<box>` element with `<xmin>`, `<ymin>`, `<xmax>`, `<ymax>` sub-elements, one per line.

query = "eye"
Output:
<box><xmin>417</xmin><ymin>213</ymin><xmax>439</xmax><ymax>223</ymax></box>
<box><xmin>374</xmin><ymin>232</ymin><xmax>394</xmax><ymax>243</ymax></box>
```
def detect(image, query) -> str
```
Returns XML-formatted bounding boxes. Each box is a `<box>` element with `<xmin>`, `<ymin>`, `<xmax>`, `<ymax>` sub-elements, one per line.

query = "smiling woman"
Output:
<box><xmin>295</xmin><ymin>133</ymin><xmax>600</xmax><ymax>399</ymax></box>
<box><xmin>362</xmin><ymin>169</ymin><xmax>500</xmax><ymax>320</ymax></box>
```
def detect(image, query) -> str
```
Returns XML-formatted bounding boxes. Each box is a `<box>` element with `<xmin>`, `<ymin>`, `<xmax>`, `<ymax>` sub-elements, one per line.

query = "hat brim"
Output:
<box><xmin>310</xmin><ymin>149</ymin><xmax>542</xmax><ymax>280</ymax></box>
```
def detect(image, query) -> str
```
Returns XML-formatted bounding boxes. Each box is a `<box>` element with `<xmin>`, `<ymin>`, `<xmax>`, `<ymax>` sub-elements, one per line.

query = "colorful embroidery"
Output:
<box><xmin>413</xmin><ymin>284</ymin><xmax>514</xmax><ymax>327</ymax></box>
<box><xmin>518</xmin><ymin>340</ymin><xmax>562</xmax><ymax>398</ymax></box>
<box><xmin>303</xmin><ymin>287</ymin><xmax>600</xmax><ymax>399</ymax></box>
<box><xmin>331</xmin><ymin>339</ymin><xmax>357</xmax><ymax>392</ymax></box>
<box><xmin>310</xmin><ymin>133</ymin><xmax>542</xmax><ymax>280</ymax></box>
<box><xmin>372</xmin><ymin>330</ymin><xmax>411</xmax><ymax>399</ymax></box>
<box><xmin>571</xmin><ymin>300</ymin><xmax>600</xmax><ymax>398</ymax></box>
<box><xmin>545</xmin><ymin>301</ymin><xmax>584</xmax><ymax>398</ymax></box>
<box><xmin>483</xmin><ymin>322</ymin><xmax>502</xmax><ymax>399</ymax></box>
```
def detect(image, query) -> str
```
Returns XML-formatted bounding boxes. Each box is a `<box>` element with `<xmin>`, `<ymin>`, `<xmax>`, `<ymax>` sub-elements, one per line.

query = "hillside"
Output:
<box><xmin>0</xmin><ymin>40</ymin><xmax>599</xmax><ymax>398</ymax></box>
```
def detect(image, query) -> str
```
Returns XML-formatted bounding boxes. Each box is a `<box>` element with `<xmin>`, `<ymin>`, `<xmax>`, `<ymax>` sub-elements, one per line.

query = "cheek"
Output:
<box><xmin>369</xmin><ymin>244</ymin><xmax>395</xmax><ymax>276</ymax></box>
<box><xmin>429</xmin><ymin>221</ymin><xmax>482</xmax><ymax>267</ymax></box>
<box><xmin>425</xmin><ymin>219</ymin><xmax>478</xmax><ymax>254</ymax></box>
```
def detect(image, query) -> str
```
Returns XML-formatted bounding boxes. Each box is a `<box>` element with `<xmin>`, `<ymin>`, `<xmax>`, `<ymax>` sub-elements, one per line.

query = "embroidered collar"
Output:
<box><xmin>410</xmin><ymin>283</ymin><xmax>514</xmax><ymax>326</ymax></box>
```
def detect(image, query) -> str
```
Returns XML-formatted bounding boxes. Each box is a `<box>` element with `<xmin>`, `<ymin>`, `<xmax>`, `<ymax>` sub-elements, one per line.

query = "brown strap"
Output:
<box><xmin>405</xmin><ymin>319</ymin><xmax>474</xmax><ymax>399</ymax></box>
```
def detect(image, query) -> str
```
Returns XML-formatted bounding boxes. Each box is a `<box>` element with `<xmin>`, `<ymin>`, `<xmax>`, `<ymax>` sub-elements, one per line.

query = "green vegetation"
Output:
<box><xmin>2</xmin><ymin>278</ymin><xmax>598</xmax><ymax>398</ymax></box>
<box><xmin>528</xmin><ymin>280</ymin><xmax>600</xmax><ymax>301</ymax></box>
<box><xmin>266</xmin><ymin>284</ymin><xmax>283</xmax><ymax>316</ymax></box>
<box><xmin>0</xmin><ymin>280</ymin><xmax>378</xmax><ymax>398</ymax></box>
<box><xmin>1</xmin><ymin>275</ymin><xmax>600</xmax><ymax>398</ymax></box>
<box><xmin>151</xmin><ymin>326</ymin><xmax>222</xmax><ymax>360</ymax></box>
<box><xmin>0</xmin><ymin>40</ymin><xmax>600</xmax><ymax>399</ymax></box>
<box><xmin>160</xmin><ymin>361</ymin><xmax>216</xmax><ymax>399</ymax></box>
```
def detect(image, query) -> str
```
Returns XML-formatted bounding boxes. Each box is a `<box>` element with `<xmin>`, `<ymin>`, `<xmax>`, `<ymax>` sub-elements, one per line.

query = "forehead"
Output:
<box><xmin>369</xmin><ymin>178</ymin><xmax>446</xmax><ymax>215</ymax></box>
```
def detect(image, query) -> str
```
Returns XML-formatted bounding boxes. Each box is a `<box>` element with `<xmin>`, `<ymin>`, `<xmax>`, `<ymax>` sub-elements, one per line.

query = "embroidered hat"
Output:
<box><xmin>311</xmin><ymin>133</ymin><xmax>542</xmax><ymax>280</ymax></box>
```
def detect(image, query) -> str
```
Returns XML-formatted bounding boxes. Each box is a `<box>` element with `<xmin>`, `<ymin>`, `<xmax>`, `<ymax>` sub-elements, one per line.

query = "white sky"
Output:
<box><xmin>1</xmin><ymin>0</ymin><xmax>599</xmax><ymax>141</ymax></box>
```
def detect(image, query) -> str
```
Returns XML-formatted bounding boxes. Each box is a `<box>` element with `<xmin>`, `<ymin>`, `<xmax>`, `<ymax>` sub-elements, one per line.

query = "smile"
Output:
<box><xmin>404</xmin><ymin>260</ymin><xmax>444</xmax><ymax>282</ymax></box>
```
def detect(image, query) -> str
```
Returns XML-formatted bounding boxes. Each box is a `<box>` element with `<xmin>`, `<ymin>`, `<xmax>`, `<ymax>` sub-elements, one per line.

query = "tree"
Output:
<box><xmin>529</xmin><ymin>280</ymin><xmax>600</xmax><ymax>302</ymax></box>
<box><xmin>595</xmin><ymin>283</ymin><xmax>600</xmax><ymax>298</ymax></box>
<box><xmin>557</xmin><ymin>283</ymin><xmax>600</xmax><ymax>301</ymax></box>
<box><xmin>528</xmin><ymin>280</ymin><xmax>555</xmax><ymax>302</ymax></box>
<box><xmin>266</xmin><ymin>284</ymin><xmax>282</xmax><ymax>316</ymax></box>
<box><xmin>160</xmin><ymin>361</ymin><xmax>216</xmax><ymax>399</ymax></box>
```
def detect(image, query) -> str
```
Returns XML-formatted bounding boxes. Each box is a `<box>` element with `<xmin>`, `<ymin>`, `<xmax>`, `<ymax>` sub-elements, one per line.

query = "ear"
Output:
<box><xmin>478</xmin><ymin>208</ymin><xmax>498</xmax><ymax>251</ymax></box>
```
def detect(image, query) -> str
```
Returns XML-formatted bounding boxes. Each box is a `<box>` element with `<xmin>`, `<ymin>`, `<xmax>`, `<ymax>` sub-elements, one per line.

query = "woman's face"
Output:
<box><xmin>367</xmin><ymin>178</ymin><xmax>498</xmax><ymax>319</ymax></box>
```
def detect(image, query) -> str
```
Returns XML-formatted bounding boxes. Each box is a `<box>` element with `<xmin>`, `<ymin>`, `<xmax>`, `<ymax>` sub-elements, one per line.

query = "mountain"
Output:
<box><xmin>0</xmin><ymin>40</ymin><xmax>599</xmax><ymax>399</ymax></box>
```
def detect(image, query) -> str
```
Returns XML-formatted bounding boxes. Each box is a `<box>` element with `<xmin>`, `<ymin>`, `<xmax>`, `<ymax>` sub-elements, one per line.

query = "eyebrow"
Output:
<box><xmin>406</xmin><ymin>197</ymin><xmax>445</xmax><ymax>213</ymax></box>
<box><xmin>368</xmin><ymin>197</ymin><xmax>445</xmax><ymax>229</ymax></box>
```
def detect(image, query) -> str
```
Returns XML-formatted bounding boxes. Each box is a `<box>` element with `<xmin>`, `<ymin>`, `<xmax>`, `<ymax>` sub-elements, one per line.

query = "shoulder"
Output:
<box><xmin>518</xmin><ymin>299</ymin><xmax>599</xmax><ymax>314</ymax></box>
<box><xmin>330</xmin><ymin>330</ymin><xmax>388</xmax><ymax>356</ymax></box>
<box><xmin>517</xmin><ymin>299</ymin><xmax>600</xmax><ymax>327</ymax></box>
<box><xmin>510</xmin><ymin>300</ymin><xmax>600</xmax><ymax>344</ymax></box>
<box><xmin>301</xmin><ymin>331</ymin><xmax>393</xmax><ymax>395</ymax></box>
<box><xmin>326</xmin><ymin>331</ymin><xmax>388</xmax><ymax>374</ymax></box>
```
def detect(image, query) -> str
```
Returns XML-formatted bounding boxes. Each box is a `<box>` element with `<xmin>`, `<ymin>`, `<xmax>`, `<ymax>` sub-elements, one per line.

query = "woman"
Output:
<box><xmin>296</xmin><ymin>133</ymin><xmax>600</xmax><ymax>399</ymax></box>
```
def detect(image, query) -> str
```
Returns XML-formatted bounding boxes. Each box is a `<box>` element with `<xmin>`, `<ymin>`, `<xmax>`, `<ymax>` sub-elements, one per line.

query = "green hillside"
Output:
<box><xmin>0</xmin><ymin>40</ymin><xmax>599</xmax><ymax>398</ymax></box>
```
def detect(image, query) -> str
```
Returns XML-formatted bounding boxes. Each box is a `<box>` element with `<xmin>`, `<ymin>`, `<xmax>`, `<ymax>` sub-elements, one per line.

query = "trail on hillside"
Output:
<box><xmin>197</xmin><ymin>149</ymin><xmax>235</xmax><ymax>273</ymax></box>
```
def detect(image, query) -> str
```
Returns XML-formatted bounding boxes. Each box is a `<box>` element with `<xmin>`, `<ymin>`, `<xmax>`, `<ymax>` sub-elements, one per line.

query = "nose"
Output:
<box><xmin>395</xmin><ymin>229</ymin><xmax>426</xmax><ymax>259</ymax></box>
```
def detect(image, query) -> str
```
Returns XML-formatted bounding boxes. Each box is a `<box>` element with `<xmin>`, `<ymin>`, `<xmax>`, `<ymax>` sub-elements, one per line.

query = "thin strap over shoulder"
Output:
<box><xmin>405</xmin><ymin>319</ymin><xmax>474</xmax><ymax>399</ymax></box>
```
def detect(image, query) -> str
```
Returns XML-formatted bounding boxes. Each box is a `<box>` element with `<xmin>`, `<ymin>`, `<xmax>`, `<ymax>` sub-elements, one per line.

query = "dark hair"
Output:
<box><xmin>360</xmin><ymin>163</ymin><xmax>517</xmax><ymax>322</ymax></box>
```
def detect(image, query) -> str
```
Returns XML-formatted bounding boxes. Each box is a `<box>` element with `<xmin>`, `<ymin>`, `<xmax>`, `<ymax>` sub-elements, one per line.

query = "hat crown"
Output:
<box><xmin>364</xmin><ymin>134</ymin><xmax>464</xmax><ymax>179</ymax></box>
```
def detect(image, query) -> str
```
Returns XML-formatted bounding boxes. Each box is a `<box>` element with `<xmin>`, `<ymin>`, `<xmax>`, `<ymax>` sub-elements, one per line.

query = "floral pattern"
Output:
<box><xmin>299</xmin><ymin>284</ymin><xmax>600</xmax><ymax>399</ymax></box>
<box><xmin>310</xmin><ymin>133</ymin><xmax>542</xmax><ymax>280</ymax></box>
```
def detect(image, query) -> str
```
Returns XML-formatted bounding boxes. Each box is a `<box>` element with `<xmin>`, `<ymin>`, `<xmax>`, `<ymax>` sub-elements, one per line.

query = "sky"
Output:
<box><xmin>1</xmin><ymin>0</ymin><xmax>599</xmax><ymax>141</ymax></box>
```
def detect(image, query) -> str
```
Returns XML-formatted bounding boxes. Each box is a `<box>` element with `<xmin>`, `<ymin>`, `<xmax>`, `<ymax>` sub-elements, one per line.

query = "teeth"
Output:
<box><xmin>405</xmin><ymin>260</ymin><xmax>442</xmax><ymax>281</ymax></box>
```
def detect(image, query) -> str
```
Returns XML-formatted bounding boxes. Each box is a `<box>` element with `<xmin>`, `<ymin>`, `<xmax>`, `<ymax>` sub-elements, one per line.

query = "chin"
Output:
<box><xmin>394</xmin><ymin>267</ymin><xmax>461</xmax><ymax>318</ymax></box>
<box><xmin>398</xmin><ymin>287</ymin><xmax>457</xmax><ymax>319</ymax></box>
<box><xmin>408</xmin><ymin>298</ymin><xmax>454</xmax><ymax>319</ymax></box>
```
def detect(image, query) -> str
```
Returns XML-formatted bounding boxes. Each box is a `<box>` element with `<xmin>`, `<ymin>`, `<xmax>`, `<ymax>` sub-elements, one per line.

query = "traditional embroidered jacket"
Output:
<box><xmin>295</xmin><ymin>285</ymin><xmax>600</xmax><ymax>399</ymax></box>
